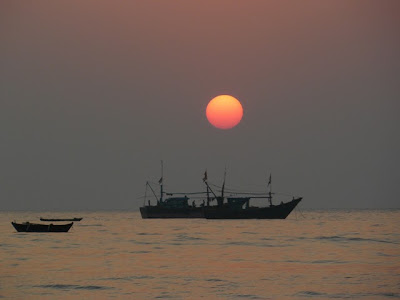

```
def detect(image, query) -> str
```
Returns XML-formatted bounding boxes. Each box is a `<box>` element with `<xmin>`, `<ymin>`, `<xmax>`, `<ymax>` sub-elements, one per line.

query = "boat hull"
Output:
<box><xmin>11</xmin><ymin>222</ymin><xmax>73</xmax><ymax>232</ymax></box>
<box><xmin>203</xmin><ymin>198</ymin><xmax>302</xmax><ymax>219</ymax></box>
<box><xmin>140</xmin><ymin>206</ymin><xmax>204</xmax><ymax>218</ymax></box>
<box><xmin>40</xmin><ymin>218</ymin><xmax>82</xmax><ymax>222</ymax></box>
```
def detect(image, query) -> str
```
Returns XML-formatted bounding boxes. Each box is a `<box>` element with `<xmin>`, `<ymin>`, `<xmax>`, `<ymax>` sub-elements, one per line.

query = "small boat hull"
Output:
<box><xmin>11</xmin><ymin>222</ymin><xmax>73</xmax><ymax>232</ymax></box>
<box><xmin>40</xmin><ymin>218</ymin><xmax>82</xmax><ymax>222</ymax></box>
<box><xmin>203</xmin><ymin>198</ymin><xmax>302</xmax><ymax>219</ymax></box>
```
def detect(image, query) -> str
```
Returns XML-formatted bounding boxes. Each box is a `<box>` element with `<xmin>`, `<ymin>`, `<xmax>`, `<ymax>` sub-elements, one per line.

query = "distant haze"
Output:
<box><xmin>1</xmin><ymin>1</ymin><xmax>399</xmax><ymax>210</ymax></box>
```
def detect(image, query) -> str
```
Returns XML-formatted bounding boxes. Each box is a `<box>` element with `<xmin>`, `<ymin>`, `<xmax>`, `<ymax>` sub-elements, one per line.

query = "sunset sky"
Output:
<box><xmin>1</xmin><ymin>1</ymin><xmax>399</xmax><ymax>210</ymax></box>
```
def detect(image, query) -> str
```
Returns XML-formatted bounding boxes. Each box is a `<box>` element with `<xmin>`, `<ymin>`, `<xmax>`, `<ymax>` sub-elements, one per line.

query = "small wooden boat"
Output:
<box><xmin>40</xmin><ymin>217</ymin><xmax>82</xmax><ymax>222</ymax></box>
<box><xmin>11</xmin><ymin>222</ymin><xmax>73</xmax><ymax>232</ymax></box>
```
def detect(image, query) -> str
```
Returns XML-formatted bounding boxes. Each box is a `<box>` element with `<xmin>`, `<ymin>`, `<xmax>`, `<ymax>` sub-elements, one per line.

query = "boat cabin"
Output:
<box><xmin>159</xmin><ymin>196</ymin><xmax>190</xmax><ymax>208</ymax></box>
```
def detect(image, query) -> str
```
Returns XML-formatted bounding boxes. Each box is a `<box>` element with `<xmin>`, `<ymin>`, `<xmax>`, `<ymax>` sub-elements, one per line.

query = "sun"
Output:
<box><xmin>206</xmin><ymin>95</ymin><xmax>243</xmax><ymax>129</ymax></box>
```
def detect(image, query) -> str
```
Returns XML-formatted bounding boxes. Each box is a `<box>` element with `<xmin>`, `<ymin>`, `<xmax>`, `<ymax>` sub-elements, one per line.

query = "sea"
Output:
<box><xmin>1</xmin><ymin>210</ymin><xmax>399</xmax><ymax>299</ymax></box>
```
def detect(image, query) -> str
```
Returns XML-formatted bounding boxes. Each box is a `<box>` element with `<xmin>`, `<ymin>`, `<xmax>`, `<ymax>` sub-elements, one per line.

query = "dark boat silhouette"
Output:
<box><xmin>140</xmin><ymin>163</ymin><xmax>302</xmax><ymax>219</ymax></box>
<box><xmin>140</xmin><ymin>195</ymin><xmax>204</xmax><ymax>218</ymax></box>
<box><xmin>140</xmin><ymin>162</ymin><xmax>205</xmax><ymax>218</ymax></box>
<box><xmin>11</xmin><ymin>222</ymin><xmax>73</xmax><ymax>232</ymax></box>
<box><xmin>202</xmin><ymin>197</ymin><xmax>302</xmax><ymax>219</ymax></box>
<box><xmin>40</xmin><ymin>217</ymin><xmax>82</xmax><ymax>222</ymax></box>
<box><xmin>202</xmin><ymin>173</ymin><xmax>302</xmax><ymax>219</ymax></box>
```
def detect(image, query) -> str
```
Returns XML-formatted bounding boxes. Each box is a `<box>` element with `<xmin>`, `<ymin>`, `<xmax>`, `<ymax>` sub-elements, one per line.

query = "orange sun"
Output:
<box><xmin>206</xmin><ymin>95</ymin><xmax>243</xmax><ymax>129</ymax></box>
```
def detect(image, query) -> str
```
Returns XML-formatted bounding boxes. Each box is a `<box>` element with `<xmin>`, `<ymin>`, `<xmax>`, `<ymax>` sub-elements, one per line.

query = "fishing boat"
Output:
<box><xmin>40</xmin><ymin>217</ymin><xmax>82</xmax><ymax>221</ymax></box>
<box><xmin>139</xmin><ymin>162</ymin><xmax>302</xmax><ymax>219</ymax></box>
<box><xmin>139</xmin><ymin>162</ymin><xmax>206</xmax><ymax>218</ymax></box>
<box><xmin>11</xmin><ymin>222</ymin><xmax>73</xmax><ymax>232</ymax></box>
<box><xmin>202</xmin><ymin>173</ymin><xmax>302</xmax><ymax>219</ymax></box>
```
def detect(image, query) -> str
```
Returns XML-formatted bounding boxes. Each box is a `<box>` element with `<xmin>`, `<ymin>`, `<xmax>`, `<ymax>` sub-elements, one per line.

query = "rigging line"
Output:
<box><xmin>212</xmin><ymin>188</ymin><xmax>277</xmax><ymax>196</ymax></box>
<box><xmin>208</xmin><ymin>183</ymin><xmax>296</xmax><ymax>197</ymax></box>
<box><xmin>228</xmin><ymin>187</ymin><xmax>265</xmax><ymax>193</ymax></box>
<box><xmin>137</xmin><ymin>195</ymin><xmax>158</xmax><ymax>199</ymax></box>
<box><xmin>274</xmin><ymin>192</ymin><xmax>297</xmax><ymax>197</ymax></box>
<box><xmin>208</xmin><ymin>183</ymin><xmax>269</xmax><ymax>194</ymax></box>
<box><xmin>147</xmin><ymin>181</ymin><xmax>162</xmax><ymax>186</ymax></box>
<box><xmin>208</xmin><ymin>182</ymin><xmax>222</xmax><ymax>188</ymax></box>
<box><xmin>208</xmin><ymin>181</ymin><xmax>263</xmax><ymax>189</ymax></box>
<box><xmin>224</xmin><ymin>191</ymin><xmax>273</xmax><ymax>196</ymax></box>
<box><xmin>216</xmin><ymin>189</ymin><xmax>294</xmax><ymax>198</ymax></box>
<box><xmin>146</xmin><ymin>182</ymin><xmax>159</xmax><ymax>202</ymax></box>
<box><xmin>165</xmin><ymin>191</ymin><xmax>207</xmax><ymax>195</ymax></box>
<box><xmin>226</xmin><ymin>190</ymin><xmax>295</xmax><ymax>197</ymax></box>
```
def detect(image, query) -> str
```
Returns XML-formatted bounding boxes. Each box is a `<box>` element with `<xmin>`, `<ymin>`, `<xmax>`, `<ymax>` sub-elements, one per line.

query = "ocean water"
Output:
<box><xmin>1</xmin><ymin>210</ymin><xmax>399</xmax><ymax>299</ymax></box>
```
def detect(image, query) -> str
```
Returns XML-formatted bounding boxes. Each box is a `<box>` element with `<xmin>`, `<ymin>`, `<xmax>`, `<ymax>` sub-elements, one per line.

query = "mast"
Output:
<box><xmin>143</xmin><ymin>181</ymin><xmax>148</xmax><ymax>206</ymax></box>
<box><xmin>221</xmin><ymin>167</ymin><xmax>226</xmax><ymax>199</ymax></box>
<box><xmin>159</xmin><ymin>160</ymin><xmax>164</xmax><ymax>203</ymax></box>
<box><xmin>203</xmin><ymin>170</ymin><xmax>219</xmax><ymax>200</ymax></box>
<box><xmin>206</xmin><ymin>185</ymin><xmax>210</xmax><ymax>206</ymax></box>
<box><xmin>203</xmin><ymin>170</ymin><xmax>210</xmax><ymax>206</ymax></box>
<box><xmin>217</xmin><ymin>167</ymin><xmax>226</xmax><ymax>207</ymax></box>
<box><xmin>267</xmin><ymin>173</ymin><xmax>272</xmax><ymax>206</ymax></box>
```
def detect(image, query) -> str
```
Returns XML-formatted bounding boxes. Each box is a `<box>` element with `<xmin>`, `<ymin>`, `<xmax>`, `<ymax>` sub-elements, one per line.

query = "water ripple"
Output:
<box><xmin>137</xmin><ymin>232</ymin><xmax>162</xmax><ymax>236</ymax></box>
<box><xmin>36</xmin><ymin>284</ymin><xmax>113</xmax><ymax>290</ymax></box>
<box><xmin>315</xmin><ymin>235</ymin><xmax>398</xmax><ymax>244</ymax></box>
<box><xmin>296</xmin><ymin>291</ymin><xmax>400</xmax><ymax>298</ymax></box>
<box><xmin>235</xmin><ymin>294</ymin><xmax>264</xmax><ymax>299</ymax></box>
<box><xmin>102</xmin><ymin>275</ymin><xmax>154</xmax><ymax>281</ymax></box>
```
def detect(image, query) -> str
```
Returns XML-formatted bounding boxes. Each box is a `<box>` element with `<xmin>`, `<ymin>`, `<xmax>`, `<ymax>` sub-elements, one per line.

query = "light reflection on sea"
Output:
<box><xmin>1</xmin><ymin>210</ymin><xmax>399</xmax><ymax>299</ymax></box>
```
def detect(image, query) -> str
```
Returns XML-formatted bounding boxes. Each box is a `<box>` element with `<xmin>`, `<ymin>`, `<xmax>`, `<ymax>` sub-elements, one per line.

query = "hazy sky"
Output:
<box><xmin>1</xmin><ymin>1</ymin><xmax>399</xmax><ymax>210</ymax></box>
